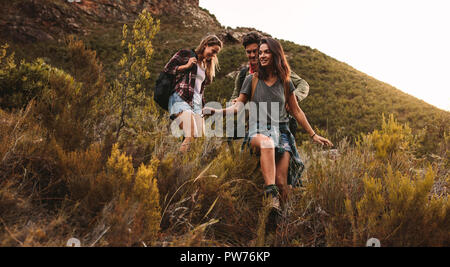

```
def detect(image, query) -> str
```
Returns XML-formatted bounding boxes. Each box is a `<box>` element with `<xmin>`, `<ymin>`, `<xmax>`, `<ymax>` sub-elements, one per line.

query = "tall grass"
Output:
<box><xmin>1</xmin><ymin>11</ymin><xmax>448</xmax><ymax>247</ymax></box>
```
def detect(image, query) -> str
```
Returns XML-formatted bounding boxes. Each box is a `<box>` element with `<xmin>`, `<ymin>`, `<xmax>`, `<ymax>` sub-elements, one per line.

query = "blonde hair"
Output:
<box><xmin>195</xmin><ymin>35</ymin><xmax>223</xmax><ymax>82</ymax></box>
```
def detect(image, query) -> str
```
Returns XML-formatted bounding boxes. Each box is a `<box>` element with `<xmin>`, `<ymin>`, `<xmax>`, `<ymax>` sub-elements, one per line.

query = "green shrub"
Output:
<box><xmin>110</xmin><ymin>10</ymin><xmax>160</xmax><ymax>140</ymax></box>
<box><xmin>2</xmin><ymin>5</ymin><xmax>449</xmax><ymax>247</ymax></box>
<box><xmin>0</xmin><ymin>40</ymin><xmax>106</xmax><ymax>151</ymax></box>
<box><xmin>103</xmin><ymin>143</ymin><xmax>162</xmax><ymax>245</ymax></box>
<box><xmin>133</xmin><ymin>159</ymin><xmax>161</xmax><ymax>244</ymax></box>
<box><xmin>345</xmin><ymin>165</ymin><xmax>449</xmax><ymax>246</ymax></box>
<box><xmin>358</xmin><ymin>114</ymin><xmax>413</xmax><ymax>159</ymax></box>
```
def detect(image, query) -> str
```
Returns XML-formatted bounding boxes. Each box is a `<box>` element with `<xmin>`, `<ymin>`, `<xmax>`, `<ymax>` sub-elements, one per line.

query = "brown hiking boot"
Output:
<box><xmin>265</xmin><ymin>190</ymin><xmax>281</xmax><ymax>232</ymax></box>
<box><xmin>264</xmin><ymin>185</ymin><xmax>281</xmax><ymax>213</ymax></box>
<box><xmin>268</xmin><ymin>195</ymin><xmax>281</xmax><ymax>212</ymax></box>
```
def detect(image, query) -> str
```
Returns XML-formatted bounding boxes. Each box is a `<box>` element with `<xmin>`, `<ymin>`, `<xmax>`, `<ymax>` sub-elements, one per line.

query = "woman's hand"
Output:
<box><xmin>177</xmin><ymin>57</ymin><xmax>197</xmax><ymax>72</ymax></box>
<box><xmin>312</xmin><ymin>134</ymin><xmax>334</xmax><ymax>147</ymax></box>
<box><xmin>202</xmin><ymin>107</ymin><xmax>217</xmax><ymax>117</ymax></box>
<box><xmin>185</xmin><ymin>57</ymin><xmax>197</xmax><ymax>69</ymax></box>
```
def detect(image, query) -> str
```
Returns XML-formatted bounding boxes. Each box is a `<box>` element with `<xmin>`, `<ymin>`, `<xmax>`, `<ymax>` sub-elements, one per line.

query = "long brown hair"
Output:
<box><xmin>195</xmin><ymin>35</ymin><xmax>223</xmax><ymax>82</ymax></box>
<box><xmin>258</xmin><ymin>38</ymin><xmax>292</xmax><ymax>101</ymax></box>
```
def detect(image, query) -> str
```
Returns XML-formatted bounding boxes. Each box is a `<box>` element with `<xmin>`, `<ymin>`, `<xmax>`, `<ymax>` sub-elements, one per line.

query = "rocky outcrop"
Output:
<box><xmin>71</xmin><ymin>0</ymin><xmax>201</xmax><ymax>19</ymax></box>
<box><xmin>0</xmin><ymin>0</ymin><xmax>216</xmax><ymax>43</ymax></box>
<box><xmin>217</xmin><ymin>27</ymin><xmax>271</xmax><ymax>45</ymax></box>
<box><xmin>0</xmin><ymin>0</ymin><xmax>269</xmax><ymax>46</ymax></box>
<box><xmin>1</xmin><ymin>0</ymin><xmax>84</xmax><ymax>42</ymax></box>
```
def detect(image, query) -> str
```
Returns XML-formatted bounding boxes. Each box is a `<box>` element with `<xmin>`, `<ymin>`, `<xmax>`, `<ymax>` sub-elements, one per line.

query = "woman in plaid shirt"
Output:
<box><xmin>164</xmin><ymin>35</ymin><xmax>223</xmax><ymax>153</ymax></box>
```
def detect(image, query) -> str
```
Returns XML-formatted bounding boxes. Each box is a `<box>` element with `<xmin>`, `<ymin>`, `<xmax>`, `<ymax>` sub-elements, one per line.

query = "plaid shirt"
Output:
<box><xmin>164</xmin><ymin>49</ymin><xmax>211</xmax><ymax>107</ymax></box>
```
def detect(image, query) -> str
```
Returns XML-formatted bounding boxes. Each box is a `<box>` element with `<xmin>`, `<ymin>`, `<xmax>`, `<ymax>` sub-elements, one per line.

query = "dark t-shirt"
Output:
<box><xmin>240</xmin><ymin>75</ymin><xmax>295</xmax><ymax>124</ymax></box>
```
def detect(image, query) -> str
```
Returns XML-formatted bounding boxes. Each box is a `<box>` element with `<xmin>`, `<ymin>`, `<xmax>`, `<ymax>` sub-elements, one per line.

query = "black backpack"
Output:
<box><xmin>237</xmin><ymin>67</ymin><xmax>249</xmax><ymax>91</ymax></box>
<box><xmin>153</xmin><ymin>50</ymin><xmax>197</xmax><ymax>111</ymax></box>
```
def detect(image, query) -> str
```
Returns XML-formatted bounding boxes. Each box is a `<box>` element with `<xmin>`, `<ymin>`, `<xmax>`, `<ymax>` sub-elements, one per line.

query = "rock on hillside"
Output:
<box><xmin>218</xmin><ymin>27</ymin><xmax>272</xmax><ymax>45</ymax></box>
<box><xmin>0</xmin><ymin>0</ymin><xmax>220</xmax><ymax>43</ymax></box>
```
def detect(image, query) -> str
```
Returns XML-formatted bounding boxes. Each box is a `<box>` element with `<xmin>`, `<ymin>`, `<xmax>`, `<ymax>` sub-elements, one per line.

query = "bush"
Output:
<box><xmin>101</xmin><ymin>143</ymin><xmax>161</xmax><ymax>246</ymax></box>
<box><xmin>2</xmin><ymin>5</ymin><xmax>449</xmax><ymax>247</ymax></box>
<box><xmin>110</xmin><ymin>10</ymin><xmax>160</xmax><ymax>140</ymax></box>
<box><xmin>357</xmin><ymin>113</ymin><xmax>413</xmax><ymax>160</ymax></box>
<box><xmin>0</xmin><ymin>57</ymin><xmax>50</xmax><ymax>110</ymax></box>
<box><xmin>276</xmin><ymin>115</ymin><xmax>449</xmax><ymax>247</ymax></box>
<box><xmin>345</xmin><ymin>165</ymin><xmax>449</xmax><ymax>246</ymax></box>
<box><xmin>0</xmin><ymin>40</ymin><xmax>106</xmax><ymax>151</ymax></box>
<box><xmin>133</xmin><ymin>159</ymin><xmax>161</xmax><ymax>243</ymax></box>
<box><xmin>57</xmin><ymin>143</ymin><xmax>112</xmax><ymax>219</ymax></box>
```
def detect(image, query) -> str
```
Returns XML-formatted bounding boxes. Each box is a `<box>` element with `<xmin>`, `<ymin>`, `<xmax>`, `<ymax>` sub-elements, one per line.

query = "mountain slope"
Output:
<box><xmin>2</xmin><ymin>0</ymin><xmax>448</xmax><ymax>146</ymax></box>
<box><xmin>0</xmin><ymin>0</ymin><xmax>448</xmax><ymax>247</ymax></box>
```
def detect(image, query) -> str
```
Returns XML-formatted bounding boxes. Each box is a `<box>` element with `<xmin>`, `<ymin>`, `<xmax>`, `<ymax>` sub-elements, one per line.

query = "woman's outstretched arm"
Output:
<box><xmin>287</xmin><ymin>92</ymin><xmax>334</xmax><ymax>147</ymax></box>
<box><xmin>203</xmin><ymin>93</ymin><xmax>248</xmax><ymax>116</ymax></box>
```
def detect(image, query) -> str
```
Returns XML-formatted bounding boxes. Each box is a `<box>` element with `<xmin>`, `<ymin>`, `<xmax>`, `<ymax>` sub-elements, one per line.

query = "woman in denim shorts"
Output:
<box><xmin>163</xmin><ymin>35</ymin><xmax>223</xmax><ymax>152</ymax></box>
<box><xmin>203</xmin><ymin>38</ymin><xmax>333</xmax><ymax>209</ymax></box>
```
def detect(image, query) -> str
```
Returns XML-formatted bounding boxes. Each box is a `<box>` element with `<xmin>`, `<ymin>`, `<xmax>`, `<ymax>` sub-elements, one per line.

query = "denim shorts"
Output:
<box><xmin>279</xmin><ymin>132</ymin><xmax>292</xmax><ymax>153</ymax></box>
<box><xmin>248</xmin><ymin>123</ymin><xmax>292</xmax><ymax>154</ymax></box>
<box><xmin>168</xmin><ymin>92</ymin><xmax>202</xmax><ymax>120</ymax></box>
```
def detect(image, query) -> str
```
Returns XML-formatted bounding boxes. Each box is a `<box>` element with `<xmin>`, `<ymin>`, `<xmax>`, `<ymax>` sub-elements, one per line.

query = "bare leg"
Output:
<box><xmin>250</xmin><ymin>134</ymin><xmax>276</xmax><ymax>186</ymax></box>
<box><xmin>175</xmin><ymin>111</ymin><xmax>197</xmax><ymax>153</ymax></box>
<box><xmin>275</xmin><ymin>152</ymin><xmax>290</xmax><ymax>204</ymax></box>
<box><xmin>192</xmin><ymin>114</ymin><xmax>205</xmax><ymax>138</ymax></box>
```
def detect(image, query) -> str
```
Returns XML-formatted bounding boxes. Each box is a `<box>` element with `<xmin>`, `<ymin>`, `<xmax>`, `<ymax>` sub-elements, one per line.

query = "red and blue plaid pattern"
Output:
<box><xmin>164</xmin><ymin>49</ymin><xmax>210</xmax><ymax>107</ymax></box>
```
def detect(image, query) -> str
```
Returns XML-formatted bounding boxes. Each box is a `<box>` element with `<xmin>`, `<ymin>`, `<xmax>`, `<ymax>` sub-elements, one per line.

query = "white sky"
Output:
<box><xmin>200</xmin><ymin>0</ymin><xmax>450</xmax><ymax>111</ymax></box>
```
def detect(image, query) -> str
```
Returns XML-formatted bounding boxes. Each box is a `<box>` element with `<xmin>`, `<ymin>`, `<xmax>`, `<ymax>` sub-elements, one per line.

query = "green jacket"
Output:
<box><xmin>230</xmin><ymin>66</ymin><xmax>310</xmax><ymax>103</ymax></box>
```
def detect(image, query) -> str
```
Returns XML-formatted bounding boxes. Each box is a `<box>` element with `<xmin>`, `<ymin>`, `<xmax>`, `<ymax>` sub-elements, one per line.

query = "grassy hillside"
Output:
<box><xmin>0</xmin><ymin>3</ymin><xmax>449</xmax><ymax>247</ymax></box>
<box><xmin>4</xmin><ymin>3</ymin><xmax>448</xmax><ymax>149</ymax></box>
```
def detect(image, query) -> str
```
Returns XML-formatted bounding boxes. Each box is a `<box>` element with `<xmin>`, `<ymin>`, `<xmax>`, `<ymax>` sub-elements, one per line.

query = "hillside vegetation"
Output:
<box><xmin>0</xmin><ymin>3</ymin><xmax>449</xmax><ymax>246</ymax></box>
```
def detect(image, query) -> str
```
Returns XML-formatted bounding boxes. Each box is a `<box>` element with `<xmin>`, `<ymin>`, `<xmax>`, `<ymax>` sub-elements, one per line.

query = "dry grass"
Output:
<box><xmin>1</xmin><ymin>15</ymin><xmax>448</xmax><ymax>246</ymax></box>
<box><xmin>1</xmin><ymin>104</ymin><xmax>449</xmax><ymax>246</ymax></box>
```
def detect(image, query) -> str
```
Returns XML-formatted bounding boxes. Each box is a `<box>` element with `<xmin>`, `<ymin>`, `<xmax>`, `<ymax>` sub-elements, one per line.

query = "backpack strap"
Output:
<box><xmin>283</xmin><ymin>80</ymin><xmax>289</xmax><ymax>107</ymax></box>
<box><xmin>190</xmin><ymin>49</ymin><xmax>198</xmax><ymax>59</ymax></box>
<box><xmin>238</xmin><ymin>67</ymin><xmax>249</xmax><ymax>90</ymax></box>
<box><xmin>251</xmin><ymin>73</ymin><xmax>258</xmax><ymax>101</ymax></box>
